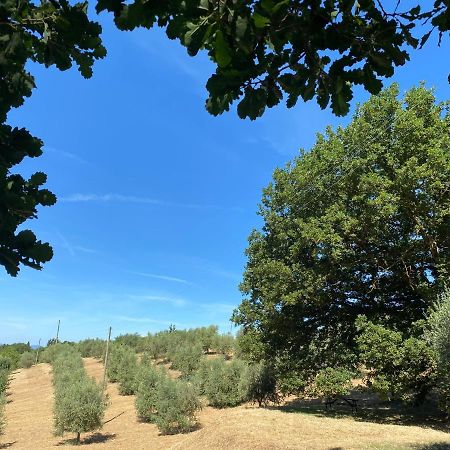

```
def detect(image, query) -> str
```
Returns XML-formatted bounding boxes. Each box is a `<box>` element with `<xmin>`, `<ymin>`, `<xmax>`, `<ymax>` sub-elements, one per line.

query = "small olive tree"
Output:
<box><xmin>154</xmin><ymin>377</ymin><xmax>201</xmax><ymax>434</ymax></box>
<box><xmin>54</xmin><ymin>376</ymin><xmax>107</xmax><ymax>443</ymax></box>
<box><xmin>243</xmin><ymin>362</ymin><xmax>279</xmax><ymax>407</ymax></box>
<box><xmin>20</xmin><ymin>352</ymin><xmax>35</xmax><ymax>369</ymax></box>
<box><xmin>135</xmin><ymin>364</ymin><xmax>164</xmax><ymax>423</ymax></box>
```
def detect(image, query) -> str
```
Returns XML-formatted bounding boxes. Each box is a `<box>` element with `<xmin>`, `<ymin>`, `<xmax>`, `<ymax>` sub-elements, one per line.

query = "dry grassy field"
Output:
<box><xmin>2</xmin><ymin>358</ymin><xmax>450</xmax><ymax>450</ymax></box>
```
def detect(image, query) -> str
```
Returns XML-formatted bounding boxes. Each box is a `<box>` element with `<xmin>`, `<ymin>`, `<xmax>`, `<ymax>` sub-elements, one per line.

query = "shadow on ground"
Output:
<box><xmin>0</xmin><ymin>442</ymin><xmax>16</xmax><ymax>449</ymax></box>
<box><xmin>275</xmin><ymin>388</ymin><xmax>450</xmax><ymax>433</ymax></box>
<box><xmin>57</xmin><ymin>433</ymin><xmax>116</xmax><ymax>446</ymax></box>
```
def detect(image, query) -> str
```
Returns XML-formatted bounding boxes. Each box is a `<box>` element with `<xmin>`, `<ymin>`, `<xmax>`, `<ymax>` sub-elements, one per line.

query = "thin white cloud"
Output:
<box><xmin>128</xmin><ymin>294</ymin><xmax>187</xmax><ymax>307</ymax></box>
<box><xmin>56</xmin><ymin>231</ymin><xmax>96</xmax><ymax>256</ymax></box>
<box><xmin>59</xmin><ymin>193</ymin><xmax>244</xmax><ymax>212</ymax></box>
<box><xmin>112</xmin><ymin>315</ymin><xmax>177</xmax><ymax>326</ymax></box>
<box><xmin>198</xmin><ymin>303</ymin><xmax>237</xmax><ymax>314</ymax></box>
<box><xmin>45</xmin><ymin>147</ymin><xmax>88</xmax><ymax>164</ymax></box>
<box><xmin>128</xmin><ymin>271</ymin><xmax>190</xmax><ymax>285</ymax></box>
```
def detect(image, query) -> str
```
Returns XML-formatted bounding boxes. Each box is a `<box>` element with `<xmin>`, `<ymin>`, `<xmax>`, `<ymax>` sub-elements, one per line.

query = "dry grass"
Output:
<box><xmin>1</xmin><ymin>359</ymin><xmax>450</xmax><ymax>449</ymax></box>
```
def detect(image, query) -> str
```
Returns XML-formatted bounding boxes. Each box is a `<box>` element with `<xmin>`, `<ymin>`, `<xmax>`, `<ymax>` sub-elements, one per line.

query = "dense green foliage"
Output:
<box><xmin>427</xmin><ymin>288</ymin><xmax>450</xmax><ymax>414</ymax></box>
<box><xmin>233</xmin><ymin>85</ymin><xmax>450</xmax><ymax>376</ymax></box>
<box><xmin>77</xmin><ymin>339</ymin><xmax>106</xmax><ymax>359</ymax></box>
<box><xmin>107</xmin><ymin>344</ymin><xmax>138</xmax><ymax>394</ymax></box>
<box><xmin>356</xmin><ymin>317</ymin><xmax>436</xmax><ymax>404</ymax></box>
<box><xmin>201</xmin><ymin>358</ymin><xmax>248</xmax><ymax>407</ymax></box>
<box><xmin>19</xmin><ymin>351</ymin><xmax>35</xmax><ymax>369</ymax></box>
<box><xmin>135</xmin><ymin>364</ymin><xmax>165</xmax><ymax>423</ymax></box>
<box><xmin>0</xmin><ymin>393</ymin><xmax>5</xmax><ymax>436</ymax></box>
<box><xmin>309</xmin><ymin>367</ymin><xmax>353</xmax><ymax>399</ymax></box>
<box><xmin>97</xmin><ymin>0</ymin><xmax>450</xmax><ymax>119</ymax></box>
<box><xmin>154</xmin><ymin>376</ymin><xmax>201</xmax><ymax>434</ymax></box>
<box><xmin>51</xmin><ymin>347</ymin><xmax>107</xmax><ymax>443</ymax></box>
<box><xmin>169</xmin><ymin>343</ymin><xmax>203</xmax><ymax>377</ymax></box>
<box><xmin>0</xmin><ymin>342</ymin><xmax>31</xmax><ymax>369</ymax></box>
<box><xmin>244</xmin><ymin>361</ymin><xmax>279</xmax><ymax>406</ymax></box>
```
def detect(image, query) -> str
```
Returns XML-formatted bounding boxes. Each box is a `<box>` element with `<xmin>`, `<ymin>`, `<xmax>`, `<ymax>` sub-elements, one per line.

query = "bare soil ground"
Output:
<box><xmin>2</xmin><ymin>359</ymin><xmax>450</xmax><ymax>449</ymax></box>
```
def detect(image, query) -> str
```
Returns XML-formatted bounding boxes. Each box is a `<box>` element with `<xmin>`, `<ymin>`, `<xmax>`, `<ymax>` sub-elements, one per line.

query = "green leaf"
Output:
<box><xmin>253</xmin><ymin>13</ymin><xmax>271</xmax><ymax>28</ymax></box>
<box><xmin>215</xmin><ymin>30</ymin><xmax>232</xmax><ymax>68</ymax></box>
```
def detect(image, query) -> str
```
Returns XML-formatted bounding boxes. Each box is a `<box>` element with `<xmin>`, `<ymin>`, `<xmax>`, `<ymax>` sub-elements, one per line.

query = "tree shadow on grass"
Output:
<box><xmin>412</xmin><ymin>444</ymin><xmax>450</xmax><ymax>450</ymax></box>
<box><xmin>274</xmin><ymin>388</ymin><xmax>450</xmax><ymax>433</ymax></box>
<box><xmin>57</xmin><ymin>433</ymin><xmax>116</xmax><ymax>446</ymax></box>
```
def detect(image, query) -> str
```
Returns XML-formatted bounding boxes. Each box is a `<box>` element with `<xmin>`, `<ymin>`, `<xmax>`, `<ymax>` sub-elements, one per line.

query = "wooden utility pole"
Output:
<box><xmin>56</xmin><ymin>320</ymin><xmax>60</xmax><ymax>343</ymax></box>
<box><xmin>35</xmin><ymin>338</ymin><xmax>41</xmax><ymax>365</ymax></box>
<box><xmin>102</xmin><ymin>326</ymin><xmax>112</xmax><ymax>391</ymax></box>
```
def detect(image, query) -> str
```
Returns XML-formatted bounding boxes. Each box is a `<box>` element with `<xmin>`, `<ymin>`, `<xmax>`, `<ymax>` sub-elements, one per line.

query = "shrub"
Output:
<box><xmin>154</xmin><ymin>377</ymin><xmax>201</xmax><ymax>434</ymax></box>
<box><xmin>203</xmin><ymin>358</ymin><xmax>248</xmax><ymax>407</ymax></box>
<box><xmin>54</xmin><ymin>376</ymin><xmax>107</xmax><ymax>443</ymax></box>
<box><xmin>0</xmin><ymin>394</ymin><xmax>5</xmax><ymax>436</ymax></box>
<box><xmin>116</xmin><ymin>352</ymin><xmax>138</xmax><ymax>396</ymax></box>
<box><xmin>215</xmin><ymin>334</ymin><xmax>234</xmax><ymax>358</ymax></box>
<box><xmin>51</xmin><ymin>347</ymin><xmax>107</xmax><ymax>444</ymax></box>
<box><xmin>170</xmin><ymin>344</ymin><xmax>203</xmax><ymax>377</ymax></box>
<box><xmin>0</xmin><ymin>370</ymin><xmax>8</xmax><ymax>395</ymax></box>
<box><xmin>309</xmin><ymin>368</ymin><xmax>353</xmax><ymax>399</ymax></box>
<box><xmin>106</xmin><ymin>344</ymin><xmax>133</xmax><ymax>384</ymax></box>
<box><xmin>20</xmin><ymin>352</ymin><xmax>35</xmax><ymax>369</ymax></box>
<box><xmin>356</xmin><ymin>316</ymin><xmax>435</xmax><ymax>404</ymax></box>
<box><xmin>243</xmin><ymin>362</ymin><xmax>279</xmax><ymax>407</ymax></box>
<box><xmin>77</xmin><ymin>339</ymin><xmax>105</xmax><ymax>359</ymax></box>
<box><xmin>0</xmin><ymin>356</ymin><xmax>13</xmax><ymax>372</ymax></box>
<box><xmin>135</xmin><ymin>365</ymin><xmax>164</xmax><ymax>423</ymax></box>
<box><xmin>427</xmin><ymin>288</ymin><xmax>450</xmax><ymax>414</ymax></box>
<box><xmin>39</xmin><ymin>343</ymin><xmax>73</xmax><ymax>364</ymax></box>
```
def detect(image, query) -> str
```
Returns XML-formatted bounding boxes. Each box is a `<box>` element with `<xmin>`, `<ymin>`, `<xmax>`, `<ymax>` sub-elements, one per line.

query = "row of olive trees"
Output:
<box><xmin>106</xmin><ymin>339</ymin><xmax>279</xmax><ymax>435</ymax></box>
<box><xmin>49</xmin><ymin>345</ymin><xmax>107</xmax><ymax>444</ymax></box>
<box><xmin>0</xmin><ymin>356</ymin><xmax>11</xmax><ymax>437</ymax></box>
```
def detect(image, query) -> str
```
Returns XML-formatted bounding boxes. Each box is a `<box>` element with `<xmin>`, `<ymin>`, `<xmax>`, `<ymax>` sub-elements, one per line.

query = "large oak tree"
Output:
<box><xmin>232</xmin><ymin>85</ymin><xmax>450</xmax><ymax>369</ymax></box>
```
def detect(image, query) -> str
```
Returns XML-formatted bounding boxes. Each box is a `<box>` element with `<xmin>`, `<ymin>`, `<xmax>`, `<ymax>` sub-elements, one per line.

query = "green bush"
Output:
<box><xmin>77</xmin><ymin>339</ymin><xmax>105</xmax><ymax>359</ymax></box>
<box><xmin>39</xmin><ymin>343</ymin><xmax>73</xmax><ymax>364</ymax></box>
<box><xmin>117</xmin><ymin>352</ymin><xmax>138</xmax><ymax>396</ymax></box>
<box><xmin>51</xmin><ymin>347</ymin><xmax>107</xmax><ymax>443</ymax></box>
<box><xmin>20</xmin><ymin>352</ymin><xmax>35</xmax><ymax>369</ymax></box>
<box><xmin>135</xmin><ymin>364</ymin><xmax>164</xmax><ymax>423</ymax></box>
<box><xmin>427</xmin><ymin>288</ymin><xmax>450</xmax><ymax>414</ymax></box>
<box><xmin>0</xmin><ymin>370</ymin><xmax>8</xmax><ymax>395</ymax></box>
<box><xmin>203</xmin><ymin>358</ymin><xmax>248</xmax><ymax>408</ymax></box>
<box><xmin>0</xmin><ymin>394</ymin><xmax>5</xmax><ymax>435</ymax></box>
<box><xmin>309</xmin><ymin>367</ymin><xmax>353</xmax><ymax>399</ymax></box>
<box><xmin>106</xmin><ymin>344</ymin><xmax>133</xmax><ymax>383</ymax></box>
<box><xmin>215</xmin><ymin>334</ymin><xmax>235</xmax><ymax>358</ymax></box>
<box><xmin>154</xmin><ymin>377</ymin><xmax>201</xmax><ymax>434</ymax></box>
<box><xmin>242</xmin><ymin>362</ymin><xmax>279</xmax><ymax>407</ymax></box>
<box><xmin>0</xmin><ymin>356</ymin><xmax>13</xmax><ymax>372</ymax></box>
<box><xmin>170</xmin><ymin>344</ymin><xmax>203</xmax><ymax>377</ymax></box>
<box><xmin>54</xmin><ymin>376</ymin><xmax>107</xmax><ymax>443</ymax></box>
<box><xmin>356</xmin><ymin>316</ymin><xmax>435</xmax><ymax>404</ymax></box>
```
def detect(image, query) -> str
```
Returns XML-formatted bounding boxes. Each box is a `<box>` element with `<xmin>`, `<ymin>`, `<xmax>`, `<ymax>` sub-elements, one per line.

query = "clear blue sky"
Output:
<box><xmin>1</xmin><ymin>12</ymin><xmax>449</xmax><ymax>344</ymax></box>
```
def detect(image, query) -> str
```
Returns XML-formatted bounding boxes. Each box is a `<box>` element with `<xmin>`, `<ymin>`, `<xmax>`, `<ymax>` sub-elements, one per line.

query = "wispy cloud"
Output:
<box><xmin>45</xmin><ymin>147</ymin><xmax>88</xmax><ymax>164</ymax></box>
<box><xmin>59</xmin><ymin>193</ymin><xmax>243</xmax><ymax>212</ymax></box>
<box><xmin>56</xmin><ymin>231</ymin><xmax>96</xmax><ymax>256</ymax></box>
<box><xmin>198</xmin><ymin>303</ymin><xmax>237</xmax><ymax>314</ymax></box>
<box><xmin>128</xmin><ymin>271</ymin><xmax>190</xmax><ymax>285</ymax></box>
<box><xmin>128</xmin><ymin>294</ymin><xmax>187</xmax><ymax>307</ymax></box>
<box><xmin>112</xmin><ymin>315</ymin><xmax>177</xmax><ymax>326</ymax></box>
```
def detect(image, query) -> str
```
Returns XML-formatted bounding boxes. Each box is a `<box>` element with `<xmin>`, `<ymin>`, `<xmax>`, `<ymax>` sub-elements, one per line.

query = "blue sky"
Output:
<box><xmin>1</xmin><ymin>13</ymin><xmax>449</xmax><ymax>344</ymax></box>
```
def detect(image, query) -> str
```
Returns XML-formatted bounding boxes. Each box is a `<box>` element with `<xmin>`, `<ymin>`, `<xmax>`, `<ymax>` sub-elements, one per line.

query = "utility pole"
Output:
<box><xmin>56</xmin><ymin>320</ymin><xmax>60</xmax><ymax>344</ymax></box>
<box><xmin>35</xmin><ymin>338</ymin><xmax>41</xmax><ymax>365</ymax></box>
<box><xmin>102</xmin><ymin>326</ymin><xmax>112</xmax><ymax>391</ymax></box>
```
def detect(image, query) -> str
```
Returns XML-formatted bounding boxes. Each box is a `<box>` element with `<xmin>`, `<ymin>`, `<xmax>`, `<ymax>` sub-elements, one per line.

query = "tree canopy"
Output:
<box><xmin>232</xmin><ymin>85</ymin><xmax>450</xmax><ymax>369</ymax></box>
<box><xmin>1</xmin><ymin>0</ymin><xmax>449</xmax><ymax>276</ymax></box>
<box><xmin>97</xmin><ymin>0</ymin><xmax>449</xmax><ymax>118</ymax></box>
<box><xmin>0</xmin><ymin>0</ymin><xmax>105</xmax><ymax>275</ymax></box>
